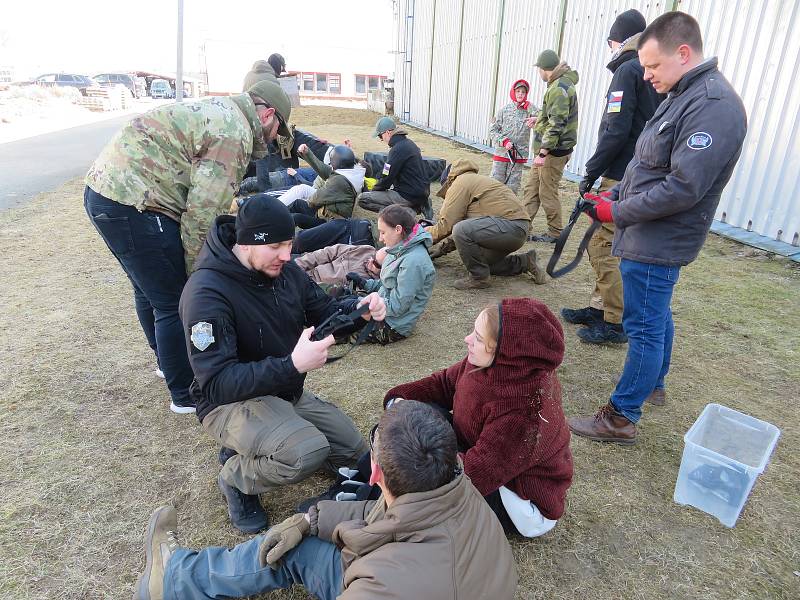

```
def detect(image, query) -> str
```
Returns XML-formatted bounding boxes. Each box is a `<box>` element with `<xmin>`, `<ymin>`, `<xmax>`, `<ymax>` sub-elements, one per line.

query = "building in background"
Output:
<box><xmin>203</xmin><ymin>40</ymin><xmax>390</xmax><ymax>101</ymax></box>
<box><xmin>391</xmin><ymin>0</ymin><xmax>800</xmax><ymax>258</ymax></box>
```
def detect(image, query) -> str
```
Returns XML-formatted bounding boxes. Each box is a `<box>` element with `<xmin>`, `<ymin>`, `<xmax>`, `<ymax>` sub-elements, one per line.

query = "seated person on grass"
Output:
<box><xmin>280</xmin><ymin>143</ymin><xmax>367</xmax><ymax>228</ymax></box>
<box><xmin>346</xmin><ymin>205</ymin><xmax>435</xmax><ymax>345</ymax></box>
<box><xmin>132</xmin><ymin>401</ymin><xmax>518</xmax><ymax>600</ymax></box>
<box><xmin>303</xmin><ymin>298</ymin><xmax>573</xmax><ymax>538</ymax></box>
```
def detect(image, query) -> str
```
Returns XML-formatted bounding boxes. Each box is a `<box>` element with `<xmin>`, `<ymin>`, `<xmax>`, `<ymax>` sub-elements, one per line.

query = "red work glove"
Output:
<box><xmin>582</xmin><ymin>192</ymin><xmax>614</xmax><ymax>223</ymax></box>
<box><xmin>501</xmin><ymin>139</ymin><xmax>512</xmax><ymax>150</ymax></box>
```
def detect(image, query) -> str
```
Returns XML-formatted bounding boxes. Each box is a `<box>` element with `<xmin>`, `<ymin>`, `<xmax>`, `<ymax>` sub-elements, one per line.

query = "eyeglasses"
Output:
<box><xmin>368</xmin><ymin>423</ymin><xmax>379</xmax><ymax>453</ymax></box>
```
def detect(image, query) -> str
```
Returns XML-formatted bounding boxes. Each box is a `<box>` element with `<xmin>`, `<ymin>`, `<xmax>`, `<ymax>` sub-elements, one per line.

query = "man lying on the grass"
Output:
<box><xmin>133</xmin><ymin>401</ymin><xmax>518</xmax><ymax>600</ymax></box>
<box><xmin>179</xmin><ymin>195</ymin><xmax>386</xmax><ymax>535</ymax></box>
<box><xmin>302</xmin><ymin>298</ymin><xmax>573</xmax><ymax>537</ymax></box>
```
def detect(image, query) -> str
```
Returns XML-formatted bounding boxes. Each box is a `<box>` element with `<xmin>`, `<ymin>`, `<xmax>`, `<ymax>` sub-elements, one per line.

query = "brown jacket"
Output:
<box><xmin>314</xmin><ymin>469</ymin><xmax>517</xmax><ymax>599</ymax></box>
<box><xmin>426</xmin><ymin>159</ymin><xmax>530</xmax><ymax>244</ymax></box>
<box><xmin>293</xmin><ymin>244</ymin><xmax>377</xmax><ymax>285</ymax></box>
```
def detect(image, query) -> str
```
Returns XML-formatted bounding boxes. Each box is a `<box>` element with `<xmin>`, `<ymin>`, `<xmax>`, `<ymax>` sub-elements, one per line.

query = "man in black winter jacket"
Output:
<box><xmin>563</xmin><ymin>9</ymin><xmax>664</xmax><ymax>345</ymax></box>
<box><xmin>179</xmin><ymin>195</ymin><xmax>386</xmax><ymax>533</ymax></box>
<box><xmin>357</xmin><ymin>116</ymin><xmax>431</xmax><ymax>216</ymax></box>
<box><xmin>568</xmin><ymin>11</ymin><xmax>747</xmax><ymax>443</ymax></box>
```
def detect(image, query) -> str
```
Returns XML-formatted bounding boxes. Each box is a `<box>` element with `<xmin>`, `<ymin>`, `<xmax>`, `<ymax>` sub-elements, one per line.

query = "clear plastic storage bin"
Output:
<box><xmin>674</xmin><ymin>403</ymin><xmax>780</xmax><ymax>527</ymax></box>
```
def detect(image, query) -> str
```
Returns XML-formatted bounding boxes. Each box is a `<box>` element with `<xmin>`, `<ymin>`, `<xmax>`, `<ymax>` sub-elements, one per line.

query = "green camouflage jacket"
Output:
<box><xmin>86</xmin><ymin>94</ymin><xmax>266</xmax><ymax>272</ymax></box>
<box><xmin>533</xmin><ymin>63</ymin><xmax>579</xmax><ymax>153</ymax></box>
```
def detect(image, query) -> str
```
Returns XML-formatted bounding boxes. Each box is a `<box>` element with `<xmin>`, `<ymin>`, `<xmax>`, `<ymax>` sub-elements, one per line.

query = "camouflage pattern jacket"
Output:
<box><xmin>533</xmin><ymin>63</ymin><xmax>579</xmax><ymax>155</ymax></box>
<box><xmin>488</xmin><ymin>79</ymin><xmax>535</xmax><ymax>162</ymax></box>
<box><xmin>86</xmin><ymin>94</ymin><xmax>266</xmax><ymax>272</ymax></box>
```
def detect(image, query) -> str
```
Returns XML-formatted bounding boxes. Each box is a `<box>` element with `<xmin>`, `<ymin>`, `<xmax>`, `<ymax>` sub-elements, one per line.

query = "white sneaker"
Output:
<box><xmin>169</xmin><ymin>401</ymin><xmax>196</xmax><ymax>414</ymax></box>
<box><xmin>155</xmin><ymin>368</ymin><xmax>165</xmax><ymax>379</ymax></box>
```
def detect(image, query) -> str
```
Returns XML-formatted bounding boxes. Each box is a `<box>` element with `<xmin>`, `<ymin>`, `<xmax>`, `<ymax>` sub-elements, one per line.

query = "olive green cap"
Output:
<box><xmin>248</xmin><ymin>80</ymin><xmax>292</xmax><ymax>137</ymax></box>
<box><xmin>374</xmin><ymin>116</ymin><xmax>396</xmax><ymax>138</ymax></box>
<box><xmin>535</xmin><ymin>49</ymin><xmax>560</xmax><ymax>70</ymax></box>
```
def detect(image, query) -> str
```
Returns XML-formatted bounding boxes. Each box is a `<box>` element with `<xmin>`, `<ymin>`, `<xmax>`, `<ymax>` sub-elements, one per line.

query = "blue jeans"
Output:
<box><xmin>610</xmin><ymin>259</ymin><xmax>680</xmax><ymax>423</ymax></box>
<box><xmin>164</xmin><ymin>534</ymin><xmax>343</xmax><ymax>600</ymax></box>
<box><xmin>83</xmin><ymin>187</ymin><xmax>193</xmax><ymax>405</ymax></box>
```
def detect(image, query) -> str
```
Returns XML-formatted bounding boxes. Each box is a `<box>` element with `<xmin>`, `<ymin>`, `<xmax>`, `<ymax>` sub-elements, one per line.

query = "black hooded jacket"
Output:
<box><xmin>179</xmin><ymin>215</ymin><xmax>363</xmax><ymax>422</ymax></box>
<box><xmin>584</xmin><ymin>44</ymin><xmax>664</xmax><ymax>182</ymax></box>
<box><xmin>372</xmin><ymin>130</ymin><xmax>430</xmax><ymax>208</ymax></box>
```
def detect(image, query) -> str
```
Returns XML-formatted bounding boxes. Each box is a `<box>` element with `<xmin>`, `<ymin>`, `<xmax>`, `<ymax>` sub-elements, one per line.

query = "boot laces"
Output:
<box><xmin>165</xmin><ymin>529</ymin><xmax>178</xmax><ymax>551</ymax></box>
<box><xmin>595</xmin><ymin>404</ymin><xmax>615</xmax><ymax>421</ymax></box>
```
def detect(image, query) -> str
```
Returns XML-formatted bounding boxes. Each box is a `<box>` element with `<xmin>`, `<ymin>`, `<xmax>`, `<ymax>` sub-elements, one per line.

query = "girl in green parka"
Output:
<box><xmin>347</xmin><ymin>205</ymin><xmax>436</xmax><ymax>344</ymax></box>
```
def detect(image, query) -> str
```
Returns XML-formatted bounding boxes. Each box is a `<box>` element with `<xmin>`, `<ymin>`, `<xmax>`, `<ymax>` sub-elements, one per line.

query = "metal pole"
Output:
<box><xmin>451</xmin><ymin>0</ymin><xmax>466</xmax><ymax>136</ymax></box>
<box><xmin>556</xmin><ymin>0</ymin><xmax>569</xmax><ymax>56</ymax></box>
<box><xmin>176</xmin><ymin>0</ymin><xmax>184</xmax><ymax>102</ymax></box>
<box><xmin>426</xmin><ymin>0</ymin><xmax>437</xmax><ymax>127</ymax></box>
<box><xmin>487</xmin><ymin>0</ymin><xmax>506</xmax><ymax>130</ymax></box>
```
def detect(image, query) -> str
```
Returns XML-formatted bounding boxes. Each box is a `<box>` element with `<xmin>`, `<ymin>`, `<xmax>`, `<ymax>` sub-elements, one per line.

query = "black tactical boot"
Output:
<box><xmin>577</xmin><ymin>321</ymin><xmax>628</xmax><ymax>344</ymax></box>
<box><xmin>560</xmin><ymin>306</ymin><xmax>603</xmax><ymax>325</ymax></box>
<box><xmin>217</xmin><ymin>474</ymin><xmax>269</xmax><ymax>534</ymax></box>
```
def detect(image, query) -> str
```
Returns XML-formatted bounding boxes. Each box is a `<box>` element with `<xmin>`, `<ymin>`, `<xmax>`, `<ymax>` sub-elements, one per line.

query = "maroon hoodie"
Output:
<box><xmin>385</xmin><ymin>298</ymin><xmax>573</xmax><ymax>520</ymax></box>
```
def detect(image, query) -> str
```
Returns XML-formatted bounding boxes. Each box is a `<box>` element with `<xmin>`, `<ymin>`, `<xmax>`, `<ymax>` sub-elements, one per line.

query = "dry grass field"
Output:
<box><xmin>0</xmin><ymin>106</ymin><xmax>798</xmax><ymax>599</ymax></box>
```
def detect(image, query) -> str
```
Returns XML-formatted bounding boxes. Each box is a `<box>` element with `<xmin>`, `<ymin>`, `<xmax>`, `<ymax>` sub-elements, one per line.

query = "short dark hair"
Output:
<box><xmin>374</xmin><ymin>401</ymin><xmax>457</xmax><ymax>497</ymax></box>
<box><xmin>378</xmin><ymin>204</ymin><xmax>416</xmax><ymax>237</ymax></box>
<box><xmin>638</xmin><ymin>11</ymin><xmax>703</xmax><ymax>54</ymax></box>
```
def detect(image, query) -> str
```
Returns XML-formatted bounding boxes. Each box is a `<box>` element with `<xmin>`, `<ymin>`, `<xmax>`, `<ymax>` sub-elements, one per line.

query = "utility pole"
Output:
<box><xmin>176</xmin><ymin>0</ymin><xmax>184</xmax><ymax>102</ymax></box>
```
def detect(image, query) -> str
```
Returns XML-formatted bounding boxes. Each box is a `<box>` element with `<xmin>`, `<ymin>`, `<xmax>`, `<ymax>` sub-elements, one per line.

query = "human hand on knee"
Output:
<box><xmin>258</xmin><ymin>513</ymin><xmax>311</xmax><ymax>569</ymax></box>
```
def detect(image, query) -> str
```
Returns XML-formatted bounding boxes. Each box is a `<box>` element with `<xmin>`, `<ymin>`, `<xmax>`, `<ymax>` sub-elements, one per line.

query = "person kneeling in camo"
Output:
<box><xmin>133</xmin><ymin>401</ymin><xmax>517</xmax><ymax>600</ymax></box>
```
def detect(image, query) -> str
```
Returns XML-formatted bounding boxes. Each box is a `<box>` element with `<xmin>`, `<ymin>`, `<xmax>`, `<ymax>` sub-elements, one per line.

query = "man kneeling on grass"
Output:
<box><xmin>133</xmin><ymin>401</ymin><xmax>518</xmax><ymax>600</ymax></box>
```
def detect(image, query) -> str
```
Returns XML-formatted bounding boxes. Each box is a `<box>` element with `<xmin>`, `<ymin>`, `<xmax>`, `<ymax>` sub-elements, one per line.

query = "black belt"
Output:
<box><xmin>546</xmin><ymin>196</ymin><xmax>601</xmax><ymax>279</ymax></box>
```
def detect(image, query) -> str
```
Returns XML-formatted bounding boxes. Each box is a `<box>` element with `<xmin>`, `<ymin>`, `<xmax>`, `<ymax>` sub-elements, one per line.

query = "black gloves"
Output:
<box><xmin>237</xmin><ymin>176</ymin><xmax>261</xmax><ymax>196</ymax></box>
<box><xmin>346</xmin><ymin>272</ymin><xmax>368</xmax><ymax>291</ymax></box>
<box><xmin>578</xmin><ymin>176</ymin><xmax>597</xmax><ymax>198</ymax></box>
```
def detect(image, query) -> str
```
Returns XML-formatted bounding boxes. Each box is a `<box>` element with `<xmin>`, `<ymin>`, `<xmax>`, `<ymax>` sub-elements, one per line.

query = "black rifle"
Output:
<box><xmin>546</xmin><ymin>195</ymin><xmax>601</xmax><ymax>279</ymax></box>
<box><xmin>504</xmin><ymin>143</ymin><xmax>523</xmax><ymax>184</ymax></box>
<box><xmin>312</xmin><ymin>303</ymin><xmax>376</xmax><ymax>363</ymax></box>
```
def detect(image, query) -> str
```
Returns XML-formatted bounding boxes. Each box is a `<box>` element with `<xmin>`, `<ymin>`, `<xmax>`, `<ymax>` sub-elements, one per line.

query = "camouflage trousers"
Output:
<box><xmin>587</xmin><ymin>177</ymin><xmax>623</xmax><ymax>324</ymax></box>
<box><xmin>490</xmin><ymin>160</ymin><xmax>524</xmax><ymax>194</ymax></box>
<box><xmin>202</xmin><ymin>391</ymin><xmax>368</xmax><ymax>495</ymax></box>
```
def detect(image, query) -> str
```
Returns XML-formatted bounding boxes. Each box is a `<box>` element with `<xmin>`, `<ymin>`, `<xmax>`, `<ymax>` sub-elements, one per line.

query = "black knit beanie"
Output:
<box><xmin>609</xmin><ymin>9</ymin><xmax>647</xmax><ymax>43</ymax></box>
<box><xmin>235</xmin><ymin>194</ymin><xmax>295</xmax><ymax>245</ymax></box>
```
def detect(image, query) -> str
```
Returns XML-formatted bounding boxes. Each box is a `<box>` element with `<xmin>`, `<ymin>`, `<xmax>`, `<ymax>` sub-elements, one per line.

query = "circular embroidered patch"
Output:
<box><xmin>687</xmin><ymin>132</ymin><xmax>713</xmax><ymax>150</ymax></box>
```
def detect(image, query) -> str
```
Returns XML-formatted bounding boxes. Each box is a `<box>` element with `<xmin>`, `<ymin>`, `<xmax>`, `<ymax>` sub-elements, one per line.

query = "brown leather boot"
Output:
<box><xmin>646</xmin><ymin>388</ymin><xmax>666</xmax><ymax>406</ymax></box>
<box><xmin>568</xmin><ymin>403</ymin><xmax>637</xmax><ymax>444</ymax></box>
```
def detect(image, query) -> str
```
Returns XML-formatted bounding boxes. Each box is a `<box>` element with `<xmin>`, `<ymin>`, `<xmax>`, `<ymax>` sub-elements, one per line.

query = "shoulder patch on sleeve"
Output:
<box><xmin>382</xmin><ymin>163</ymin><xmax>391</xmax><ymax>176</ymax></box>
<box><xmin>686</xmin><ymin>132</ymin><xmax>713</xmax><ymax>150</ymax></box>
<box><xmin>190</xmin><ymin>319</ymin><xmax>218</xmax><ymax>353</ymax></box>
<box><xmin>607</xmin><ymin>90</ymin><xmax>624</xmax><ymax>113</ymax></box>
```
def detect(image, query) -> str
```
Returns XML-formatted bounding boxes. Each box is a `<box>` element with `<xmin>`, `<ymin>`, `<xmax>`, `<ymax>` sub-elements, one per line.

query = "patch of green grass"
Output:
<box><xmin>0</xmin><ymin>106</ymin><xmax>797</xmax><ymax>599</ymax></box>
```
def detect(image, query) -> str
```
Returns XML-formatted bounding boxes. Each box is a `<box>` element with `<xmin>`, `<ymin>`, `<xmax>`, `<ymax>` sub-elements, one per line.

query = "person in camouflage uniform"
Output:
<box><xmin>489</xmin><ymin>79</ymin><xmax>535</xmax><ymax>194</ymax></box>
<box><xmin>522</xmin><ymin>50</ymin><xmax>579</xmax><ymax>242</ymax></box>
<box><xmin>84</xmin><ymin>79</ymin><xmax>291</xmax><ymax>414</ymax></box>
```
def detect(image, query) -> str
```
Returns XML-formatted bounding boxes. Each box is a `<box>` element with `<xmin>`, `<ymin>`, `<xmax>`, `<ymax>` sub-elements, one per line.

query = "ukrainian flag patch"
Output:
<box><xmin>607</xmin><ymin>90</ymin><xmax>623</xmax><ymax>113</ymax></box>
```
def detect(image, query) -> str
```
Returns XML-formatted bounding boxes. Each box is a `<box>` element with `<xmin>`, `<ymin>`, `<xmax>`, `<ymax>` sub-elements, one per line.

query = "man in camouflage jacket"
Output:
<box><xmin>488</xmin><ymin>79</ymin><xmax>535</xmax><ymax>194</ymax></box>
<box><xmin>84</xmin><ymin>79</ymin><xmax>291</xmax><ymax>414</ymax></box>
<box><xmin>522</xmin><ymin>50</ymin><xmax>579</xmax><ymax>242</ymax></box>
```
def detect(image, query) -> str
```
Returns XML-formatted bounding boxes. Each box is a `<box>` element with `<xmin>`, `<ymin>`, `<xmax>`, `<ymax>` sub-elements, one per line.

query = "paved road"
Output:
<box><xmin>0</xmin><ymin>114</ymin><xmax>137</xmax><ymax>211</ymax></box>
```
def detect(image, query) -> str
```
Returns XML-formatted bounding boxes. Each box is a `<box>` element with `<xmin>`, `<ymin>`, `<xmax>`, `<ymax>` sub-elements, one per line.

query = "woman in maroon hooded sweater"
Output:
<box><xmin>384</xmin><ymin>297</ymin><xmax>573</xmax><ymax>536</ymax></box>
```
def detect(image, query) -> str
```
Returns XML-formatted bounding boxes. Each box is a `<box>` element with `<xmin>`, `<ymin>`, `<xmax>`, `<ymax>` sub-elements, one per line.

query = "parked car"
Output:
<box><xmin>150</xmin><ymin>79</ymin><xmax>174</xmax><ymax>99</ymax></box>
<box><xmin>93</xmin><ymin>73</ymin><xmax>139</xmax><ymax>98</ymax></box>
<box><xmin>33</xmin><ymin>73</ymin><xmax>97</xmax><ymax>96</ymax></box>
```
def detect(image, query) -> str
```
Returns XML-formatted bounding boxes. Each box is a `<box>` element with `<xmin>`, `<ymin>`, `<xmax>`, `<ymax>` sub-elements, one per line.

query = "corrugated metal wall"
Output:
<box><xmin>678</xmin><ymin>0</ymin><xmax>800</xmax><ymax>244</ymax></box>
<box><xmin>392</xmin><ymin>0</ymin><xmax>800</xmax><ymax>245</ymax></box>
<box><xmin>560</xmin><ymin>1</ymin><xmax>668</xmax><ymax>173</ymax></box>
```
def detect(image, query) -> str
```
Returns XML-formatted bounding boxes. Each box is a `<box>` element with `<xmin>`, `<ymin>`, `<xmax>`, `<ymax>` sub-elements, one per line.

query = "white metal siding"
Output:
<box><xmin>392</xmin><ymin>0</ymin><xmax>799</xmax><ymax>244</ymax></box>
<box><xmin>678</xmin><ymin>0</ymin><xmax>800</xmax><ymax>244</ymax></box>
<box><xmin>455</xmin><ymin>0</ymin><xmax>502</xmax><ymax>144</ymax></box>
<box><xmin>560</xmin><ymin>1</ymin><xmax>668</xmax><ymax>175</ymax></box>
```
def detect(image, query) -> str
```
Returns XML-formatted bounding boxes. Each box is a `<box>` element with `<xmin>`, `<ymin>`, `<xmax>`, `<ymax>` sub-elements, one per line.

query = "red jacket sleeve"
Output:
<box><xmin>462</xmin><ymin>408</ymin><xmax>540</xmax><ymax>496</ymax></box>
<box><xmin>383</xmin><ymin>362</ymin><xmax>463</xmax><ymax>412</ymax></box>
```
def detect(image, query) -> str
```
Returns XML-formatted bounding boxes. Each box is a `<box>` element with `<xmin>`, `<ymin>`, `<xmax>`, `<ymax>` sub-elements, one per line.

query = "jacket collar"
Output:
<box><xmin>671</xmin><ymin>57</ymin><xmax>719</xmax><ymax>96</ymax></box>
<box><xmin>388</xmin><ymin>130</ymin><xmax>408</xmax><ymax>147</ymax></box>
<box><xmin>607</xmin><ymin>32</ymin><xmax>642</xmax><ymax>73</ymax></box>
